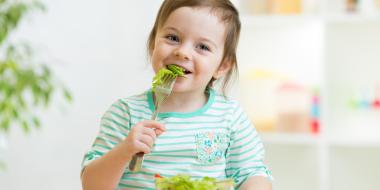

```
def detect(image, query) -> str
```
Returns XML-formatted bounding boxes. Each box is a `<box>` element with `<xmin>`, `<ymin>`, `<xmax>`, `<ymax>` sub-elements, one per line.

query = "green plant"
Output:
<box><xmin>0</xmin><ymin>0</ymin><xmax>72</xmax><ymax>134</ymax></box>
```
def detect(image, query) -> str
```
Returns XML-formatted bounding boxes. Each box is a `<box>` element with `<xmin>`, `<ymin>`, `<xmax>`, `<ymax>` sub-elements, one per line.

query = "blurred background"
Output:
<box><xmin>0</xmin><ymin>0</ymin><xmax>379</xmax><ymax>190</ymax></box>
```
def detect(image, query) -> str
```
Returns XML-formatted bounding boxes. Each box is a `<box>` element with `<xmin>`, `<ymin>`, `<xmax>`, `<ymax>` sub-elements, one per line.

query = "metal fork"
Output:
<box><xmin>128</xmin><ymin>73</ymin><xmax>177</xmax><ymax>172</ymax></box>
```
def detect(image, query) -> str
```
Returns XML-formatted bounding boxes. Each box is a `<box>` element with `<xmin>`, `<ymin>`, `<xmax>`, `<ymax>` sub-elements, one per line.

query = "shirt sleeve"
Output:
<box><xmin>225</xmin><ymin>103</ymin><xmax>273</xmax><ymax>189</ymax></box>
<box><xmin>81</xmin><ymin>99</ymin><xmax>131</xmax><ymax>169</ymax></box>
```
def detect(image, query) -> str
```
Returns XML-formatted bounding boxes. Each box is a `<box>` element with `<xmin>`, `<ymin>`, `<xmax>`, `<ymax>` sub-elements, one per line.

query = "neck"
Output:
<box><xmin>157</xmin><ymin>90</ymin><xmax>209</xmax><ymax>113</ymax></box>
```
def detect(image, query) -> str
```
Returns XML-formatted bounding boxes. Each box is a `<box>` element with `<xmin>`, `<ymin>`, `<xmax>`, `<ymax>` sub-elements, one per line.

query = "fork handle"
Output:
<box><xmin>129</xmin><ymin>152</ymin><xmax>144</xmax><ymax>171</ymax></box>
<box><xmin>128</xmin><ymin>108</ymin><xmax>160</xmax><ymax>172</ymax></box>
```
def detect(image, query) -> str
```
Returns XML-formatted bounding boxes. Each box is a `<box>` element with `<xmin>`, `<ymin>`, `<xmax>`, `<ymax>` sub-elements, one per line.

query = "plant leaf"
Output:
<box><xmin>63</xmin><ymin>88</ymin><xmax>73</xmax><ymax>102</ymax></box>
<box><xmin>32</xmin><ymin>116</ymin><xmax>41</xmax><ymax>129</ymax></box>
<box><xmin>21</xmin><ymin>120</ymin><xmax>30</xmax><ymax>133</ymax></box>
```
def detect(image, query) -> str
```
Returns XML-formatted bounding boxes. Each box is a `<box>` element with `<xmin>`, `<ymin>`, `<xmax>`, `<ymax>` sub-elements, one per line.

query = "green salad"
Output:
<box><xmin>155</xmin><ymin>174</ymin><xmax>234</xmax><ymax>190</ymax></box>
<box><xmin>152</xmin><ymin>64</ymin><xmax>185</xmax><ymax>92</ymax></box>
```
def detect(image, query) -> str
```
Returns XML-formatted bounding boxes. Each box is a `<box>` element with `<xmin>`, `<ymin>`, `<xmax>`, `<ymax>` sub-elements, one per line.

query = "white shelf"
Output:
<box><xmin>237</xmin><ymin>1</ymin><xmax>380</xmax><ymax>190</ymax></box>
<box><xmin>241</xmin><ymin>15</ymin><xmax>321</xmax><ymax>26</ymax></box>
<box><xmin>261</xmin><ymin>132</ymin><xmax>380</xmax><ymax>147</ymax></box>
<box><xmin>328</xmin><ymin>137</ymin><xmax>380</xmax><ymax>147</ymax></box>
<box><xmin>241</xmin><ymin>14</ymin><xmax>380</xmax><ymax>26</ymax></box>
<box><xmin>325</xmin><ymin>14</ymin><xmax>380</xmax><ymax>23</ymax></box>
<box><xmin>261</xmin><ymin>132</ymin><xmax>321</xmax><ymax>145</ymax></box>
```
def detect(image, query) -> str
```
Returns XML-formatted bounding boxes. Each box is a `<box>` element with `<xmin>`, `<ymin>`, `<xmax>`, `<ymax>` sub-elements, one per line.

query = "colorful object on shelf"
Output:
<box><xmin>311</xmin><ymin>92</ymin><xmax>320</xmax><ymax>117</ymax></box>
<box><xmin>346</xmin><ymin>0</ymin><xmax>359</xmax><ymax>13</ymax></box>
<box><xmin>240</xmin><ymin>0</ymin><xmax>314</xmax><ymax>15</ymax></box>
<box><xmin>349</xmin><ymin>98</ymin><xmax>379</xmax><ymax>110</ymax></box>
<box><xmin>240</xmin><ymin>0</ymin><xmax>270</xmax><ymax>15</ymax></box>
<box><xmin>310</xmin><ymin>89</ymin><xmax>320</xmax><ymax>134</ymax></box>
<box><xmin>359</xmin><ymin>100</ymin><xmax>372</xmax><ymax>109</ymax></box>
<box><xmin>374</xmin><ymin>84</ymin><xmax>380</xmax><ymax>109</ymax></box>
<box><xmin>310</xmin><ymin>119</ymin><xmax>319</xmax><ymax>134</ymax></box>
<box><xmin>240</xmin><ymin>68</ymin><xmax>323</xmax><ymax>135</ymax></box>
<box><xmin>348</xmin><ymin>97</ymin><xmax>359</xmax><ymax>109</ymax></box>
<box><xmin>376</xmin><ymin>0</ymin><xmax>380</xmax><ymax>10</ymax></box>
<box><xmin>276</xmin><ymin>82</ymin><xmax>311</xmax><ymax>133</ymax></box>
<box><xmin>347</xmin><ymin>84</ymin><xmax>380</xmax><ymax>111</ymax></box>
<box><xmin>373</xmin><ymin>99</ymin><xmax>380</xmax><ymax>109</ymax></box>
<box><xmin>239</xmin><ymin>68</ymin><xmax>288</xmax><ymax>132</ymax></box>
<box><xmin>269</xmin><ymin>0</ymin><xmax>302</xmax><ymax>14</ymax></box>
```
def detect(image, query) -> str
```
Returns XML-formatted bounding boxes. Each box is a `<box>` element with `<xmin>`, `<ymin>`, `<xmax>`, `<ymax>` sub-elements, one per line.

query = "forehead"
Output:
<box><xmin>161</xmin><ymin>7</ymin><xmax>226</xmax><ymax>44</ymax></box>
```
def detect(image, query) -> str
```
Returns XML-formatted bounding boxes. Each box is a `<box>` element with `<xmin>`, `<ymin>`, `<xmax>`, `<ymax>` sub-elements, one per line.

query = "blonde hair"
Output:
<box><xmin>147</xmin><ymin>0</ymin><xmax>241</xmax><ymax>95</ymax></box>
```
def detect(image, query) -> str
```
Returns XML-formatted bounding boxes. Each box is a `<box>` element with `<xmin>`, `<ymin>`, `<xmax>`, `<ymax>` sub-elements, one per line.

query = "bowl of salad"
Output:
<box><xmin>155</xmin><ymin>174</ymin><xmax>234</xmax><ymax>190</ymax></box>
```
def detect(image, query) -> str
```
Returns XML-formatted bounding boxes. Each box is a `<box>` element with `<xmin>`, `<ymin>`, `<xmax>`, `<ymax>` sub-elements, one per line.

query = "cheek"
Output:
<box><xmin>195</xmin><ymin>63</ymin><xmax>216</xmax><ymax>80</ymax></box>
<box><xmin>150</xmin><ymin>53</ymin><xmax>159</xmax><ymax>73</ymax></box>
<box><xmin>198</xmin><ymin>56</ymin><xmax>221</xmax><ymax>72</ymax></box>
<box><xmin>151</xmin><ymin>47</ymin><xmax>166</xmax><ymax>72</ymax></box>
<box><xmin>152</xmin><ymin>43</ymin><xmax>170</xmax><ymax>61</ymax></box>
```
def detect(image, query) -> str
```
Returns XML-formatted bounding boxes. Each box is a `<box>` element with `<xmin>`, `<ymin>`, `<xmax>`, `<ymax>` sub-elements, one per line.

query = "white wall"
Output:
<box><xmin>0</xmin><ymin>0</ymin><xmax>163</xmax><ymax>189</ymax></box>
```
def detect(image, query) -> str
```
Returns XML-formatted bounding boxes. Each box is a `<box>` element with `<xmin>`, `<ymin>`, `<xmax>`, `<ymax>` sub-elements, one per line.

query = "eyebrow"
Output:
<box><xmin>162</xmin><ymin>26</ymin><xmax>218</xmax><ymax>49</ymax></box>
<box><xmin>162</xmin><ymin>27</ymin><xmax>181</xmax><ymax>36</ymax></box>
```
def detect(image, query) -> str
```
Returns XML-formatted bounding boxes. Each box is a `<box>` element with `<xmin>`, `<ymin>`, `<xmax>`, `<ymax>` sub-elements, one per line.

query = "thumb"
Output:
<box><xmin>155</xmin><ymin>128</ymin><xmax>165</xmax><ymax>136</ymax></box>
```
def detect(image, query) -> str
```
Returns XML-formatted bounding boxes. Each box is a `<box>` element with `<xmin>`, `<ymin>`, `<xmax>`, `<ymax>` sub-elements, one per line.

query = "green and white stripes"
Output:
<box><xmin>81</xmin><ymin>89</ymin><xmax>272</xmax><ymax>189</ymax></box>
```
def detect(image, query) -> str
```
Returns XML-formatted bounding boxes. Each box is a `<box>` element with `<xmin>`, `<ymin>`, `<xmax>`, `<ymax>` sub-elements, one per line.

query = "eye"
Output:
<box><xmin>197</xmin><ymin>43</ymin><xmax>210</xmax><ymax>52</ymax></box>
<box><xmin>165</xmin><ymin>34</ymin><xmax>179</xmax><ymax>42</ymax></box>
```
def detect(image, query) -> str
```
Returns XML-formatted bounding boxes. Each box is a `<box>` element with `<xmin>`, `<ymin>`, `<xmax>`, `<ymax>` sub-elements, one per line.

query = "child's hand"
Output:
<box><xmin>124</xmin><ymin>120</ymin><xmax>166</xmax><ymax>158</ymax></box>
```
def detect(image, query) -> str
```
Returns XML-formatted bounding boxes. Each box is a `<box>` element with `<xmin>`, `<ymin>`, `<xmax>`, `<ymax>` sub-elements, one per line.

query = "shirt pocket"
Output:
<box><xmin>195</xmin><ymin>131</ymin><xmax>229</xmax><ymax>164</ymax></box>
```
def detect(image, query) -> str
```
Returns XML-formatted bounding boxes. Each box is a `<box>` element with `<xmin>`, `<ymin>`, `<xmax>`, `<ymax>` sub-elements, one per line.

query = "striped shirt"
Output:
<box><xmin>82</xmin><ymin>89</ymin><xmax>272</xmax><ymax>189</ymax></box>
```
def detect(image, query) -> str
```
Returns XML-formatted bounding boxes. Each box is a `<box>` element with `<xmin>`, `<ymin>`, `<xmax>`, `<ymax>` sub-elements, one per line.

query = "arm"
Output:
<box><xmin>240</xmin><ymin>176</ymin><xmax>272</xmax><ymax>190</ymax></box>
<box><xmin>81</xmin><ymin>120</ymin><xmax>166</xmax><ymax>190</ymax></box>
<box><xmin>81</xmin><ymin>142</ymin><xmax>132</xmax><ymax>190</ymax></box>
<box><xmin>225</xmin><ymin>104</ymin><xmax>273</xmax><ymax>189</ymax></box>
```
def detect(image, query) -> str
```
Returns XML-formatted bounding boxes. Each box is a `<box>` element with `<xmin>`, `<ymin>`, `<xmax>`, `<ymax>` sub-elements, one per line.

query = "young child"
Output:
<box><xmin>81</xmin><ymin>0</ymin><xmax>273</xmax><ymax>189</ymax></box>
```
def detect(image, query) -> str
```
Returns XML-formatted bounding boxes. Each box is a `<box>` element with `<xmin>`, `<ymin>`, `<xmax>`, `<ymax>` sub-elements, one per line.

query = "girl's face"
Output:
<box><xmin>151</xmin><ymin>7</ymin><xmax>230</xmax><ymax>95</ymax></box>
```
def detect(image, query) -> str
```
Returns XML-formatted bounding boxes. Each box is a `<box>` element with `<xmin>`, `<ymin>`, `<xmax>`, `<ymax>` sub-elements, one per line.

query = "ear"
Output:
<box><xmin>213</xmin><ymin>60</ymin><xmax>232</xmax><ymax>79</ymax></box>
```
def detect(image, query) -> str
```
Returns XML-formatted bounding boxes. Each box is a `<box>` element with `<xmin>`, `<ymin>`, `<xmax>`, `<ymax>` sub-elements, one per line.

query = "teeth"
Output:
<box><xmin>167</xmin><ymin>64</ymin><xmax>190</xmax><ymax>74</ymax></box>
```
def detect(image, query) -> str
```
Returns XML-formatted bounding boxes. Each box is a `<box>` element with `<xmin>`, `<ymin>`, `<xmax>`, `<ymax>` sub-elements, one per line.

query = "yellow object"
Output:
<box><xmin>239</xmin><ymin>68</ymin><xmax>287</xmax><ymax>133</ymax></box>
<box><xmin>253</xmin><ymin>118</ymin><xmax>276</xmax><ymax>132</ymax></box>
<box><xmin>242</xmin><ymin>68</ymin><xmax>288</xmax><ymax>80</ymax></box>
<box><xmin>243</xmin><ymin>0</ymin><xmax>270</xmax><ymax>15</ymax></box>
<box><xmin>240</xmin><ymin>68</ymin><xmax>312</xmax><ymax>134</ymax></box>
<box><xmin>269</xmin><ymin>0</ymin><xmax>302</xmax><ymax>14</ymax></box>
<box><xmin>376</xmin><ymin>0</ymin><xmax>380</xmax><ymax>10</ymax></box>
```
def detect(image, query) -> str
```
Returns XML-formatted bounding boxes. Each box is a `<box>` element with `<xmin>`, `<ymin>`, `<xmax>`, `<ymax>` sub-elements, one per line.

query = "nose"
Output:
<box><xmin>174</xmin><ymin>44</ymin><xmax>191</xmax><ymax>61</ymax></box>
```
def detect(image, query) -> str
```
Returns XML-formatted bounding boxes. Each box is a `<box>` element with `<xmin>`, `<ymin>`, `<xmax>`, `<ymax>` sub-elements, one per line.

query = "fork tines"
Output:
<box><xmin>161</xmin><ymin>74</ymin><xmax>176</xmax><ymax>88</ymax></box>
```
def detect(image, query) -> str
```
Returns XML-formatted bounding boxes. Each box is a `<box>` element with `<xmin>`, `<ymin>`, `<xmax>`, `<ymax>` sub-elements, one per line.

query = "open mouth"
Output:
<box><xmin>166</xmin><ymin>64</ymin><xmax>192</xmax><ymax>75</ymax></box>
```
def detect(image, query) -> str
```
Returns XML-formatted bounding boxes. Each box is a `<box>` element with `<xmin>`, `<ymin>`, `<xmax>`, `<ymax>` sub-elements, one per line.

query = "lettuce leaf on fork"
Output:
<box><xmin>167</xmin><ymin>64</ymin><xmax>185</xmax><ymax>76</ymax></box>
<box><xmin>152</xmin><ymin>64</ymin><xmax>185</xmax><ymax>92</ymax></box>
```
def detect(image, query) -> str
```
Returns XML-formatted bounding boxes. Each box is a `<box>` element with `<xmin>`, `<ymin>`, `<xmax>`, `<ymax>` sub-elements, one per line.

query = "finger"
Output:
<box><xmin>140</xmin><ymin>120</ymin><xmax>166</xmax><ymax>132</ymax></box>
<box><xmin>132</xmin><ymin>123</ymin><xmax>155</xmax><ymax>137</ymax></box>
<box><xmin>141</xmin><ymin>127</ymin><xmax>157</xmax><ymax>139</ymax></box>
<box><xmin>155</xmin><ymin>128</ymin><xmax>165</xmax><ymax>136</ymax></box>
<box><xmin>139</xmin><ymin>134</ymin><xmax>155</xmax><ymax>149</ymax></box>
<box><xmin>136</xmin><ymin>141</ymin><xmax>151</xmax><ymax>154</ymax></box>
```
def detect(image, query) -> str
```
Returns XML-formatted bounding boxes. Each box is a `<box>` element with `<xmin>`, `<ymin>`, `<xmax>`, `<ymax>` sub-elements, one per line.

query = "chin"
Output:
<box><xmin>172</xmin><ymin>85</ymin><xmax>190</xmax><ymax>93</ymax></box>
